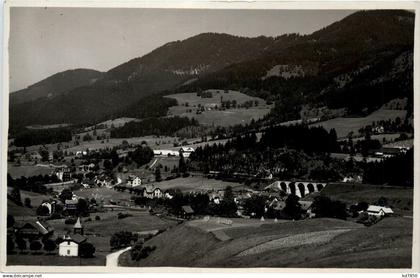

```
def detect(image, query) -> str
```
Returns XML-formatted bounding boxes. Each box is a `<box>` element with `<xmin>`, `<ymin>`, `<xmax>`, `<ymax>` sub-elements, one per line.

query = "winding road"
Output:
<box><xmin>106</xmin><ymin>246</ymin><xmax>132</xmax><ymax>267</ymax></box>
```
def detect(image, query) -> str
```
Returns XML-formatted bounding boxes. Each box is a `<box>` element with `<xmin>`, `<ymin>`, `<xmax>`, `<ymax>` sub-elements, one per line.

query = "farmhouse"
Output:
<box><xmin>40</xmin><ymin>200</ymin><xmax>57</xmax><ymax>215</ymax></box>
<box><xmin>181</xmin><ymin>205</ymin><xmax>195</xmax><ymax>219</ymax></box>
<box><xmin>59</xmin><ymin>234</ymin><xmax>87</xmax><ymax>257</ymax></box>
<box><xmin>15</xmin><ymin>221</ymin><xmax>54</xmax><ymax>239</ymax></box>
<box><xmin>179</xmin><ymin>146</ymin><xmax>195</xmax><ymax>158</ymax></box>
<box><xmin>153</xmin><ymin>149</ymin><xmax>179</xmax><ymax>157</ymax></box>
<box><xmin>143</xmin><ymin>185</ymin><xmax>163</xmax><ymax>199</ymax></box>
<box><xmin>65</xmin><ymin>199</ymin><xmax>78</xmax><ymax>212</ymax></box>
<box><xmin>366</xmin><ymin>205</ymin><xmax>394</xmax><ymax>217</ymax></box>
<box><xmin>127</xmin><ymin>175</ymin><xmax>142</xmax><ymax>187</ymax></box>
<box><xmin>55</xmin><ymin>167</ymin><xmax>71</xmax><ymax>182</ymax></box>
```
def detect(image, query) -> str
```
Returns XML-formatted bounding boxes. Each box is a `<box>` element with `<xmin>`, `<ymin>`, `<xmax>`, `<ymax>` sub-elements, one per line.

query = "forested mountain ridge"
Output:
<box><xmin>10</xmin><ymin>69</ymin><xmax>103</xmax><ymax>105</ymax></box>
<box><xmin>180</xmin><ymin>10</ymin><xmax>414</xmax><ymax>119</ymax></box>
<box><xmin>9</xmin><ymin>10</ymin><xmax>414</xmax><ymax>128</ymax></box>
<box><xmin>9</xmin><ymin>34</ymin><xmax>285</xmax><ymax>127</ymax></box>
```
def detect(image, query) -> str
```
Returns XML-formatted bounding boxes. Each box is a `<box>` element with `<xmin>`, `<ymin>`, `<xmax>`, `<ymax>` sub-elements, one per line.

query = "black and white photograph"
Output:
<box><xmin>1</xmin><ymin>1</ymin><xmax>419</xmax><ymax>272</ymax></box>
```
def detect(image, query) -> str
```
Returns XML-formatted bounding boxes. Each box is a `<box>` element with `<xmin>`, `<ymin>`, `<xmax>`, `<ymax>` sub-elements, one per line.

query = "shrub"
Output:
<box><xmin>15</xmin><ymin>237</ymin><xmax>27</xmax><ymax>252</ymax></box>
<box><xmin>36</xmin><ymin>205</ymin><xmax>50</xmax><ymax>216</ymax></box>
<box><xmin>64</xmin><ymin>218</ymin><xmax>77</xmax><ymax>225</ymax></box>
<box><xmin>7</xmin><ymin>235</ymin><xmax>14</xmax><ymax>254</ymax></box>
<box><xmin>48</xmin><ymin>213</ymin><xmax>62</xmax><ymax>220</ymax></box>
<box><xmin>24</xmin><ymin>198</ymin><xmax>32</xmax><ymax>208</ymax></box>
<box><xmin>79</xmin><ymin>242</ymin><xmax>95</xmax><ymax>258</ymax></box>
<box><xmin>110</xmin><ymin>231</ymin><xmax>135</xmax><ymax>249</ymax></box>
<box><xmin>43</xmin><ymin>239</ymin><xmax>56</xmax><ymax>253</ymax></box>
<box><xmin>95</xmin><ymin>215</ymin><xmax>101</xmax><ymax>221</ymax></box>
<box><xmin>29</xmin><ymin>240</ymin><xmax>42</xmax><ymax>253</ymax></box>
<box><xmin>117</xmin><ymin>213</ymin><xmax>132</xmax><ymax>219</ymax></box>
<box><xmin>131</xmin><ymin>243</ymin><xmax>156</xmax><ymax>261</ymax></box>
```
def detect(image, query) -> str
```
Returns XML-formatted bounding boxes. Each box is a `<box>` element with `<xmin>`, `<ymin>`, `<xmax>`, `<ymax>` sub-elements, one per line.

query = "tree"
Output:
<box><xmin>29</xmin><ymin>240</ymin><xmax>42</xmax><ymax>253</ymax></box>
<box><xmin>312</xmin><ymin>196</ymin><xmax>347</xmax><ymax>220</ymax></box>
<box><xmin>24</xmin><ymin>197</ymin><xmax>32</xmax><ymax>208</ymax></box>
<box><xmin>36</xmin><ymin>205</ymin><xmax>50</xmax><ymax>216</ymax></box>
<box><xmin>11</xmin><ymin>185</ymin><xmax>22</xmax><ymax>206</ymax></box>
<box><xmin>7</xmin><ymin>235</ymin><xmax>14</xmax><ymax>254</ymax></box>
<box><xmin>217</xmin><ymin>186</ymin><xmax>237</xmax><ymax>217</ymax></box>
<box><xmin>283</xmin><ymin>195</ymin><xmax>302</xmax><ymax>220</ymax></box>
<box><xmin>103</xmin><ymin>159</ymin><xmax>113</xmax><ymax>171</ymax></box>
<box><xmin>79</xmin><ymin>242</ymin><xmax>95</xmax><ymax>258</ymax></box>
<box><xmin>178</xmin><ymin>152</ymin><xmax>187</xmax><ymax>174</ymax></box>
<box><xmin>7</xmin><ymin>215</ymin><xmax>15</xmax><ymax>228</ymax></box>
<box><xmin>43</xmin><ymin>239</ymin><xmax>56</xmax><ymax>254</ymax></box>
<box><xmin>110</xmin><ymin>231</ymin><xmax>135</xmax><ymax>249</ymax></box>
<box><xmin>154</xmin><ymin>167</ymin><xmax>162</xmax><ymax>182</ymax></box>
<box><xmin>59</xmin><ymin>188</ymin><xmax>73</xmax><ymax>203</ymax></box>
<box><xmin>243</xmin><ymin>195</ymin><xmax>267</xmax><ymax>218</ymax></box>
<box><xmin>376</xmin><ymin>197</ymin><xmax>389</xmax><ymax>207</ymax></box>
<box><xmin>77</xmin><ymin>198</ymin><xmax>89</xmax><ymax>216</ymax></box>
<box><xmin>15</xmin><ymin>237</ymin><xmax>27</xmax><ymax>252</ymax></box>
<box><xmin>39</xmin><ymin>147</ymin><xmax>50</xmax><ymax>162</ymax></box>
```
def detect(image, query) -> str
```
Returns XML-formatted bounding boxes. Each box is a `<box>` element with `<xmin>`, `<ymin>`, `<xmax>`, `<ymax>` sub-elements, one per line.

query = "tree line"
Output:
<box><xmin>110</xmin><ymin>116</ymin><xmax>199</xmax><ymax>138</ymax></box>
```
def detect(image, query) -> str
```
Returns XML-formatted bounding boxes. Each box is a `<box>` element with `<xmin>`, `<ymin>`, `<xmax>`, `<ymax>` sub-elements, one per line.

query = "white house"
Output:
<box><xmin>143</xmin><ymin>185</ymin><xmax>163</xmax><ymax>199</ymax></box>
<box><xmin>127</xmin><ymin>175</ymin><xmax>142</xmax><ymax>187</ymax></box>
<box><xmin>179</xmin><ymin>147</ymin><xmax>195</xmax><ymax>158</ymax></box>
<box><xmin>366</xmin><ymin>205</ymin><xmax>394</xmax><ymax>217</ymax></box>
<box><xmin>153</xmin><ymin>149</ymin><xmax>179</xmax><ymax>157</ymax></box>
<box><xmin>58</xmin><ymin>234</ymin><xmax>87</xmax><ymax>257</ymax></box>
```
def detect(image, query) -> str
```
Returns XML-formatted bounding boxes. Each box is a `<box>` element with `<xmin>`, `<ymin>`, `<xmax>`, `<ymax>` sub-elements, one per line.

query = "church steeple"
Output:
<box><xmin>73</xmin><ymin>217</ymin><xmax>84</xmax><ymax>235</ymax></box>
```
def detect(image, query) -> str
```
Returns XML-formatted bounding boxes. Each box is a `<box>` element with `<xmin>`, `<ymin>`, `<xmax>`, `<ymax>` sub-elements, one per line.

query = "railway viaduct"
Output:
<box><xmin>265</xmin><ymin>181</ymin><xmax>327</xmax><ymax>198</ymax></box>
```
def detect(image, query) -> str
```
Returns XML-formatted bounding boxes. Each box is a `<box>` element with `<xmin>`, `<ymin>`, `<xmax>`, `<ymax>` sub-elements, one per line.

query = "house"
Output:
<box><xmin>95</xmin><ymin>175</ymin><xmax>113</xmax><ymax>188</ymax></box>
<box><xmin>29</xmin><ymin>151</ymin><xmax>42</xmax><ymax>161</ymax></box>
<box><xmin>142</xmin><ymin>185</ymin><xmax>163</xmax><ymax>199</ymax></box>
<box><xmin>75</xmin><ymin>151</ymin><xmax>88</xmax><ymax>158</ymax></box>
<box><xmin>299</xmin><ymin>200</ymin><xmax>315</xmax><ymax>218</ymax></box>
<box><xmin>366</xmin><ymin>205</ymin><xmax>394</xmax><ymax>217</ymax></box>
<box><xmin>73</xmin><ymin>217</ymin><xmax>84</xmax><ymax>235</ymax></box>
<box><xmin>179</xmin><ymin>147</ymin><xmax>195</xmax><ymax>158</ymax></box>
<box><xmin>65</xmin><ymin>199</ymin><xmax>78</xmax><ymax>211</ymax></box>
<box><xmin>55</xmin><ymin>167</ymin><xmax>71</xmax><ymax>182</ymax></box>
<box><xmin>59</xmin><ymin>234</ymin><xmax>87</xmax><ymax>257</ymax></box>
<box><xmin>41</xmin><ymin>200</ymin><xmax>57</xmax><ymax>215</ymax></box>
<box><xmin>127</xmin><ymin>175</ymin><xmax>142</xmax><ymax>187</ymax></box>
<box><xmin>181</xmin><ymin>205</ymin><xmax>194</xmax><ymax>219</ymax></box>
<box><xmin>16</xmin><ymin>221</ymin><xmax>54</xmax><ymax>239</ymax></box>
<box><xmin>81</xmin><ymin>178</ymin><xmax>95</xmax><ymax>188</ymax></box>
<box><xmin>153</xmin><ymin>149</ymin><xmax>179</xmax><ymax>157</ymax></box>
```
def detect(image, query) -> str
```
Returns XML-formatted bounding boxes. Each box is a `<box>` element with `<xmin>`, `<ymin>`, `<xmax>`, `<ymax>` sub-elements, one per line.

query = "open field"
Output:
<box><xmin>166</xmin><ymin>90</ymin><xmax>266</xmax><ymax>107</ymax></box>
<box><xmin>166</xmin><ymin>90</ymin><xmax>272</xmax><ymax>127</ymax></box>
<box><xmin>73</xmin><ymin>187</ymin><xmax>133</xmax><ymax>204</ymax></box>
<box><xmin>315</xmin><ymin>183</ymin><xmax>413</xmax><ymax>215</ymax></box>
<box><xmin>8</xmin><ymin>165</ymin><xmax>54</xmax><ymax>178</ymax></box>
<box><xmin>7</xmin><ymin>199</ymin><xmax>36</xmax><ymax>217</ymax></box>
<box><xmin>310</xmin><ymin>109</ymin><xmax>407</xmax><ymax>138</ymax></box>
<box><xmin>152</xmin><ymin>176</ymin><xmax>251</xmax><ymax>193</ymax></box>
<box><xmin>179</xmin><ymin>107</ymin><xmax>272</xmax><ymax>127</ymax></box>
<box><xmin>7</xmin><ymin>253</ymin><xmax>106</xmax><ymax>266</ymax></box>
<box><xmin>120</xmin><ymin>216</ymin><xmax>411</xmax><ymax>268</ymax></box>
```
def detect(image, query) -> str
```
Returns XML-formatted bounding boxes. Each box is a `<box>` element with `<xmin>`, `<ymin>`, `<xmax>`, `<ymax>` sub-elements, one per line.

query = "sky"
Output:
<box><xmin>9</xmin><ymin>8</ymin><xmax>355</xmax><ymax>92</ymax></box>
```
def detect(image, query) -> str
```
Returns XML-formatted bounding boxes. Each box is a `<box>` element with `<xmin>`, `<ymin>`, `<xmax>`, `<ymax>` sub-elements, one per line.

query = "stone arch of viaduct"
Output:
<box><xmin>265</xmin><ymin>181</ymin><xmax>327</xmax><ymax>198</ymax></box>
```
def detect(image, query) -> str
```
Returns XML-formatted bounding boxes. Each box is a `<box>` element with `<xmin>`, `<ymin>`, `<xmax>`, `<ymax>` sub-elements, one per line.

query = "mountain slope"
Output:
<box><xmin>182</xmin><ymin>10</ymin><xmax>414</xmax><ymax>118</ymax></box>
<box><xmin>10</xmin><ymin>69</ymin><xmax>103</xmax><ymax>105</ymax></box>
<box><xmin>9</xmin><ymin>10</ymin><xmax>415</xmax><ymax>127</ymax></box>
<box><xmin>10</xmin><ymin>34</ymin><xmax>283</xmax><ymax>127</ymax></box>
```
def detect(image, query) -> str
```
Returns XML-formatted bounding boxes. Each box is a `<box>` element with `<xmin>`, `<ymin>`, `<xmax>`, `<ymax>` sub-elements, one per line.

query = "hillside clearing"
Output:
<box><xmin>165</xmin><ymin>90</ymin><xmax>272</xmax><ymax>127</ymax></box>
<box><xmin>310</xmin><ymin>109</ymin><xmax>407</xmax><ymax>138</ymax></box>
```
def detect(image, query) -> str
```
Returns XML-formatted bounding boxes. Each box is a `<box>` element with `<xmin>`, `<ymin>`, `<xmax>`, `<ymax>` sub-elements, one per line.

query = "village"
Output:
<box><xmin>6</xmin><ymin>136</ymin><xmax>411</xmax><ymax>267</ymax></box>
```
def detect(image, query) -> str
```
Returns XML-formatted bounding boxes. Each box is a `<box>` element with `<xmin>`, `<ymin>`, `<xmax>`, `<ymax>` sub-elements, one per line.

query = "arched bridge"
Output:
<box><xmin>265</xmin><ymin>181</ymin><xmax>327</xmax><ymax>198</ymax></box>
